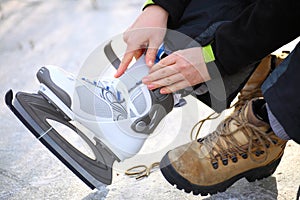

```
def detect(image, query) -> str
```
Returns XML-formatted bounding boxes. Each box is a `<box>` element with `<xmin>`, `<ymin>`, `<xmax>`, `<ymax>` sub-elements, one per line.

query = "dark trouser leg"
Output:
<box><xmin>262</xmin><ymin>42</ymin><xmax>300</xmax><ymax>144</ymax></box>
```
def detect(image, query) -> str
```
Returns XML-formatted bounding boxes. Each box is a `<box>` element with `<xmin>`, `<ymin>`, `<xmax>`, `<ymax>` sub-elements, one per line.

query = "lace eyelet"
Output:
<box><xmin>212</xmin><ymin>161</ymin><xmax>218</xmax><ymax>169</ymax></box>
<box><xmin>222</xmin><ymin>158</ymin><xmax>228</xmax><ymax>166</ymax></box>
<box><xmin>241</xmin><ymin>153</ymin><xmax>248</xmax><ymax>159</ymax></box>
<box><xmin>255</xmin><ymin>150</ymin><xmax>265</xmax><ymax>156</ymax></box>
<box><xmin>231</xmin><ymin>156</ymin><xmax>238</xmax><ymax>163</ymax></box>
<box><xmin>272</xmin><ymin>140</ymin><xmax>278</xmax><ymax>144</ymax></box>
<box><xmin>255</xmin><ymin>151</ymin><xmax>261</xmax><ymax>157</ymax></box>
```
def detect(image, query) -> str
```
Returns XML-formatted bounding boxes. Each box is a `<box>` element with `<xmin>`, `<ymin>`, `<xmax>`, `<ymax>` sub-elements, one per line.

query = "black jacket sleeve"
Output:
<box><xmin>153</xmin><ymin>0</ymin><xmax>191</xmax><ymax>25</ymax></box>
<box><xmin>212</xmin><ymin>0</ymin><xmax>300</xmax><ymax>75</ymax></box>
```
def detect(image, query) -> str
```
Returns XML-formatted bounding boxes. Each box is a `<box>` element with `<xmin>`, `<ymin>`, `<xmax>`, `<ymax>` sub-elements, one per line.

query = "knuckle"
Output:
<box><xmin>172</xmin><ymin>53</ymin><xmax>180</xmax><ymax>59</ymax></box>
<box><xmin>123</xmin><ymin>31</ymin><xmax>130</xmax><ymax>43</ymax></box>
<box><xmin>178</xmin><ymin>62</ymin><xmax>189</xmax><ymax>71</ymax></box>
<box><xmin>126</xmin><ymin>38</ymin><xmax>134</xmax><ymax>46</ymax></box>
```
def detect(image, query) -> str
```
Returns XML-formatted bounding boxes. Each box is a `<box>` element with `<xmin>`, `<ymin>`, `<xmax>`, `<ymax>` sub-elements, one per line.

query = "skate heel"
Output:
<box><xmin>245</xmin><ymin>157</ymin><xmax>282</xmax><ymax>182</ymax></box>
<box><xmin>37</xmin><ymin>66</ymin><xmax>76</xmax><ymax>120</ymax></box>
<box><xmin>37</xmin><ymin>66</ymin><xmax>73</xmax><ymax>108</ymax></box>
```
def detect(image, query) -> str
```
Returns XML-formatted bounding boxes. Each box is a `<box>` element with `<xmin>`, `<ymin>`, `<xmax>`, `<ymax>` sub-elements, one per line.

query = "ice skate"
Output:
<box><xmin>5</xmin><ymin>41</ymin><xmax>175</xmax><ymax>189</ymax></box>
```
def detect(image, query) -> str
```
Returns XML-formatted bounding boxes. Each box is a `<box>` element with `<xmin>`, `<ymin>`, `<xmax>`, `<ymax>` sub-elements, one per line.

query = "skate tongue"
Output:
<box><xmin>77</xmin><ymin>55</ymin><xmax>153</xmax><ymax>122</ymax></box>
<box><xmin>109</xmin><ymin>78</ymin><xmax>151</xmax><ymax>118</ymax></box>
<box><xmin>118</xmin><ymin>55</ymin><xmax>152</xmax><ymax>118</ymax></box>
<box><xmin>96</xmin><ymin>79</ymin><xmax>125</xmax><ymax>103</ymax></box>
<box><xmin>80</xmin><ymin>76</ymin><xmax>151</xmax><ymax>120</ymax></box>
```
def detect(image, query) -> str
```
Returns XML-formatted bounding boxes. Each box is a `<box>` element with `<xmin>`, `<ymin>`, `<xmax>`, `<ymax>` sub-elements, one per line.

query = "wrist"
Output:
<box><xmin>144</xmin><ymin>4</ymin><xmax>168</xmax><ymax>14</ymax></box>
<box><xmin>203</xmin><ymin>43</ymin><xmax>227</xmax><ymax>80</ymax></box>
<box><xmin>143</xmin><ymin>4</ymin><xmax>169</xmax><ymax>25</ymax></box>
<box><xmin>201</xmin><ymin>44</ymin><xmax>218</xmax><ymax>80</ymax></box>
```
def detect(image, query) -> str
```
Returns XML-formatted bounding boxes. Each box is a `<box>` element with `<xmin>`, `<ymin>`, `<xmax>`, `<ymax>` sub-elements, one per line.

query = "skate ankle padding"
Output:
<box><xmin>131</xmin><ymin>88</ymin><xmax>174</xmax><ymax>134</ymax></box>
<box><xmin>116</xmin><ymin>56</ymin><xmax>174</xmax><ymax>134</ymax></box>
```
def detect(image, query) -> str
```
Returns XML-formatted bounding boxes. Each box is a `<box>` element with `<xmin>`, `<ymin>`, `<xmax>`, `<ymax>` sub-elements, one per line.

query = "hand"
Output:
<box><xmin>142</xmin><ymin>47</ymin><xmax>211</xmax><ymax>94</ymax></box>
<box><xmin>114</xmin><ymin>5</ymin><xmax>168</xmax><ymax>78</ymax></box>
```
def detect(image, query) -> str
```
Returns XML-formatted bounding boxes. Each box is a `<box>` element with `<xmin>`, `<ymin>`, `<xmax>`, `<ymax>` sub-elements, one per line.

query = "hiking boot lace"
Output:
<box><xmin>234</xmin><ymin>88</ymin><xmax>262</xmax><ymax>111</ymax></box>
<box><xmin>191</xmin><ymin>88</ymin><xmax>263</xmax><ymax>140</ymax></box>
<box><xmin>197</xmin><ymin>104</ymin><xmax>275</xmax><ymax>167</ymax></box>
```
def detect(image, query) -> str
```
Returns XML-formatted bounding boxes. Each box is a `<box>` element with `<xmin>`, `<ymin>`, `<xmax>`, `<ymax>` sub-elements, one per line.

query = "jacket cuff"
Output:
<box><xmin>202</xmin><ymin>44</ymin><xmax>215</xmax><ymax>63</ymax></box>
<box><xmin>210</xmin><ymin>41</ymin><xmax>229</xmax><ymax>77</ymax></box>
<box><xmin>143</xmin><ymin>0</ymin><xmax>155</xmax><ymax>10</ymax></box>
<box><xmin>151</xmin><ymin>0</ymin><xmax>190</xmax><ymax>25</ymax></box>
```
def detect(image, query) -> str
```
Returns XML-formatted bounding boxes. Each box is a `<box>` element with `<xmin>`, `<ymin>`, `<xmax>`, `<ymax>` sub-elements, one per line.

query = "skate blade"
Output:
<box><xmin>5</xmin><ymin>90</ymin><xmax>119</xmax><ymax>189</ymax></box>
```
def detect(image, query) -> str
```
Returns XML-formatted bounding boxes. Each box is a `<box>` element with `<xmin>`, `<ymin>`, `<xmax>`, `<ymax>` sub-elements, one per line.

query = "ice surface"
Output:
<box><xmin>0</xmin><ymin>1</ymin><xmax>299</xmax><ymax>200</ymax></box>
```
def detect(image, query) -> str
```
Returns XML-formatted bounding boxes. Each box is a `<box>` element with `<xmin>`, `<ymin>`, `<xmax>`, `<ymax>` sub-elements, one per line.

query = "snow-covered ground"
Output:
<box><xmin>0</xmin><ymin>1</ymin><xmax>299</xmax><ymax>200</ymax></box>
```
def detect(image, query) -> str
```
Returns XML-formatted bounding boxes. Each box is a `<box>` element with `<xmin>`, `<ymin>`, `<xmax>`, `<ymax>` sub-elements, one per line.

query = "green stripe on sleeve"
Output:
<box><xmin>202</xmin><ymin>44</ymin><xmax>215</xmax><ymax>63</ymax></box>
<box><xmin>143</xmin><ymin>0</ymin><xmax>155</xmax><ymax>8</ymax></box>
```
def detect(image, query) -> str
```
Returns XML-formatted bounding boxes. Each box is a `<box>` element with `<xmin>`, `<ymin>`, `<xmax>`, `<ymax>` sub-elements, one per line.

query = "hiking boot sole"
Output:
<box><xmin>160</xmin><ymin>153</ymin><xmax>282</xmax><ymax>196</ymax></box>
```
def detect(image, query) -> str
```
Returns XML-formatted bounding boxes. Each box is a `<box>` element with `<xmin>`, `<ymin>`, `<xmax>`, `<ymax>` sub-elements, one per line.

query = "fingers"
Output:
<box><xmin>143</xmin><ymin>64</ymin><xmax>177</xmax><ymax>84</ymax></box>
<box><xmin>145</xmin><ymin>48</ymin><xmax>157</xmax><ymax>67</ymax></box>
<box><xmin>142</xmin><ymin>49</ymin><xmax>208</xmax><ymax>94</ymax></box>
<box><xmin>134</xmin><ymin>49</ymin><xmax>145</xmax><ymax>60</ymax></box>
<box><xmin>149</xmin><ymin>54</ymin><xmax>176</xmax><ymax>73</ymax></box>
<box><xmin>146</xmin><ymin>73</ymin><xmax>185</xmax><ymax>90</ymax></box>
<box><xmin>143</xmin><ymin>70</ymin><xmax>190</xmax><ymax>90</ymax></box>
<box><xmin>143</xmin><ymin>53</ymin><xmax>180</xmax><ymax>85</ymax></box>
<box><xmin>115</xmin><ymin>47</ymin><xmax>146</xmax><ymax>78</ymax></box>
<box><xmin>116</xmin><ymin>29</ymin><xmax>145</xmax><ymax>78</ymax></box>
<box><xmin>142</xmin><ymin>55</ymin><xmax>184</xmax><ymax>92</ymax></box>
<box><xmin>116</xmin><ymin>46</ymin><xmax>161</xmax><ymax>79</ymax></box>
<box><xmin>145</xmin><ymin>40</ymin><xmax>162</xmax><ymax>67</ymax></box>
<box><xmin>160</xmin><ymin>80</ymin><xmax>191</xmax><ymax>94</ymax></box>
<box><xmin>115</xmin><ymin>50</ymin><xmax>135</xmax><ymax>78</ymax></box>
<box><xmin>145</xmin><ymin>73</ymin><xmax>192</xmax><ymax>94</ymax></box>
<box><xmin>115</xmin><ymin>44</ymin><xmax>159</xmax><ymax>78</ymax></box>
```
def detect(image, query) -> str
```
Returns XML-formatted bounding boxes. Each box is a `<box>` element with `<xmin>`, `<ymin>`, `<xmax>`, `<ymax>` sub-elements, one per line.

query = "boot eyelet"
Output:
<box><xmin>222</xmin><ymin>158</ymin><xmax>228</xmax><ymax>166</ymax></box>
<box><xmin>255</xmin><ymin>150</ymin><xmax>265</xmax><ymax>157</ymax></box>
<box><xmin>241</xmin><ymin>153</ymin><xmax>248</xmax><ymax>159</ymax></box>
<box><xmin>255</xmin><ymin>151</ymin><xmax>261</xmax><ymax>157</ymax></box>
<box><xmin>231</xmin><ymin>156</ymin><xmax>238</xmax><ymax>163</ymax></box>
<box><xmin>212</xmin><ymin>161</ymin><xmax>218</xmax><ymax>169</ymax></box>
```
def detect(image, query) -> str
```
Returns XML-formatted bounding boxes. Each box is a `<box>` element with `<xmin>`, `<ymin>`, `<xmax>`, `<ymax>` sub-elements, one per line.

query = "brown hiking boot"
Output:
<box><xmin>234</xmin><ymin>52</ymin><xmax>288</xmax><ymax>111</ymax></box>
<box><xmin>160</xmin><ymin>98</ymin><xmax>287</xmax><ymax>196</ymax></box>
<box><xmin>234</xmin><ymin>56</ymin><xmax>272</xmax><ymax>111</ymax></box>
<box><xmin>191</xmin><ymin>53</ymin><xmax>289</xmax><ymax>140</ymax></box>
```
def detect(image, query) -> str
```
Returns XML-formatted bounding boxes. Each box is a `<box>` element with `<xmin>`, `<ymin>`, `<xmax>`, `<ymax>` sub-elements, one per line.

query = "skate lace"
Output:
<box><xmin>125</xmin><ymin>162</ymin><xmax>160</xmax><ymax>180</ymax></box>
<box><xmin>81</xmin><ymin>78</ymin><xmax>128</xmax><ymax>120</ymax></box>
<box><xmin>198</xmin><ymin>104</ymin><xmax>274</xmax><ymax>165</ymax></box>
